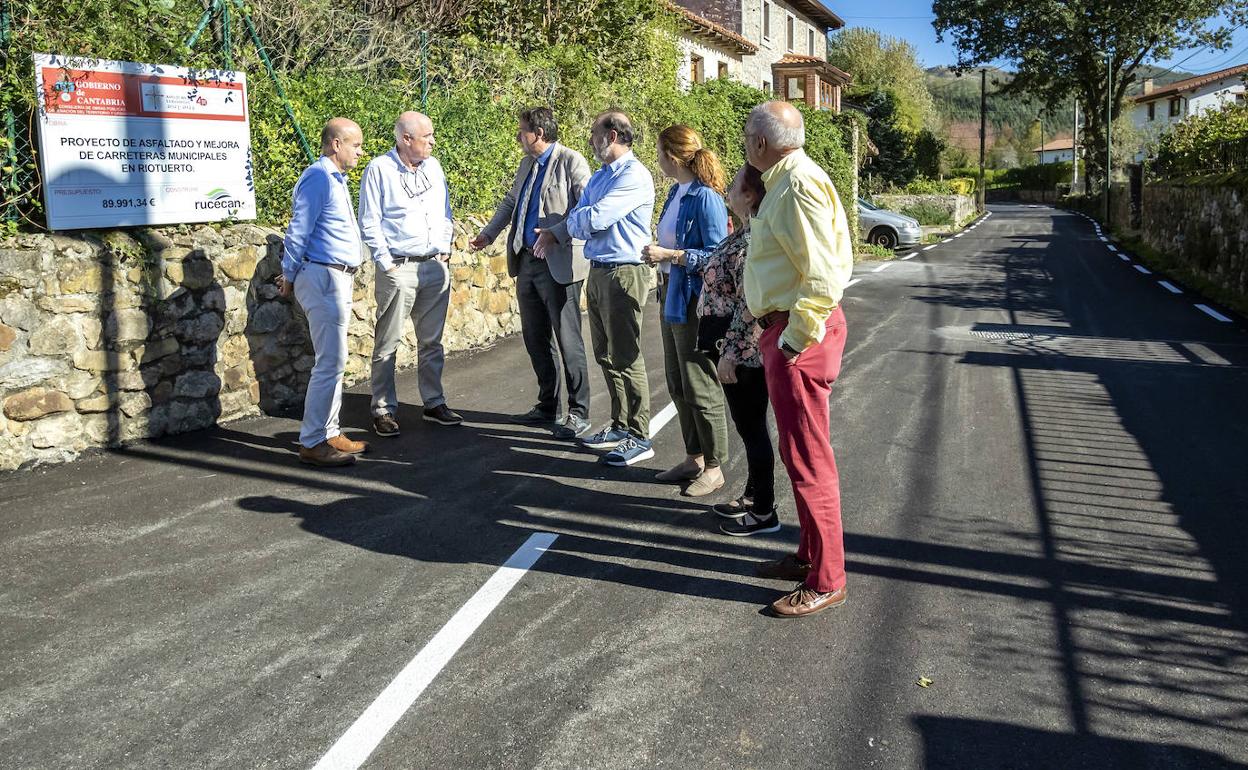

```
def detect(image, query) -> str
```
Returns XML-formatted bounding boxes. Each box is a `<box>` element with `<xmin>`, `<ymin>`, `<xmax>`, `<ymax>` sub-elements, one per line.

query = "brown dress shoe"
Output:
<box><xmin>328</xmin><ymin>434</ymin><xmax>368</xmax><ymax>454</ymax></box>
<box><xmin>298</xmin><ymin>441</ymin><xmax>357</xmax><ymax>467</ymax></box>
<box><xmin>770</xmin><ymin>584</ymin><xmax>848</xmax><ymax>618</ymax></box>
<box><xmin>755</xmin><ymin>554</ymin><xmax>812</xmax><ymax>581</ymax></box>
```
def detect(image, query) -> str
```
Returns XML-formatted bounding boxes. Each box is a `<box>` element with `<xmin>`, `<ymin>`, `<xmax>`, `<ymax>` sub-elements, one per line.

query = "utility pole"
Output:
<box><xmin>1072</xmin><ymin>99</ymin><xmax>1079</xmax><ymax>191</ymax></box>
<box><xmin>1105</xmin><ymin>50</ymin><xmax>1113</xmax><ymax>224</ymax></box>
<box><xmin>978</xmin><ymin>67</ymin><xmax>987</xmax><ymax>211</ymax></box>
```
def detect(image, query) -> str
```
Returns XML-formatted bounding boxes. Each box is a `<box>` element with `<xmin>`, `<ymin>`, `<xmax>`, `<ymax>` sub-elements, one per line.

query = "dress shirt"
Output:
<box><xmin>565</xmin><ymin>150</ymin><xmax>654</xmax><ymax>264</ymax></box>
<box><xmin>744</xmin><ymin>149</ymin><xmax>853</xmax><ymax>352</ymax></box>
<box><xmin>358</xmin><ymin>149</ymin><xmax>454</xmax><ymax>273</ymax></box>
<box><xmin>515</xmin><ymin>142</ymin><xmax>555</xmax><ymax>251</ymax></box>
<box><xmin>281</xmin><ymin>155</ymin><xmax>363</xmax><ymax>283</ymax></box>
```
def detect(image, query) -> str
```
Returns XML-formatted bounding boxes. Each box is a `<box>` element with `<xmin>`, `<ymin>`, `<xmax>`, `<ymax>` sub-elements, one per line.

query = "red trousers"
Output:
<box><xmin>760</xmin><ymin>307</ymin><xmax>848</xmax><ymax>592</ymax></box>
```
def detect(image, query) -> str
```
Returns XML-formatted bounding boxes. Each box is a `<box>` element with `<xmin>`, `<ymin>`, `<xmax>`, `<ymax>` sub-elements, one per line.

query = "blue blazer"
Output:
<box><xmin>657</xmin><ymin>180</ymin><xmax>728</xmax><ymax>323</ymax></box>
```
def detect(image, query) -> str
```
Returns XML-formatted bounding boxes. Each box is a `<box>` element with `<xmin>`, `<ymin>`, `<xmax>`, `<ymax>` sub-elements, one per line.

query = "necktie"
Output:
<box><xmin>512</xmin><ymin>160</ymin><xmax>540</xmax><ymax>253</ymax></box>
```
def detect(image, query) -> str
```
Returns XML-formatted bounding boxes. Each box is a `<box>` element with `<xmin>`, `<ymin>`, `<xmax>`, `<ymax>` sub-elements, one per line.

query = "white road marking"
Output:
<box><xmin>1195</xmin><ymin>304</ymin><xmax>1233</xmax><ymax>323</ymax></box>
<box><xmin>872</xmin><ymin>263</ymin><xmax>892</xmax><ymax>272</ymax></box>
<box><xmin>953</xmin><ymin>233</ymin><xmax>964</xmax><ymax>238</ymax></box>
<box><xmin>648</xmin><ymin>402</ymin><xmax>678</xmax><ymax>439</ymax></box>
<box><xmin>1119</xmin><ymin>255</ymin><xmax>1131</xmax><ymax>262</ymax></box>
<box><xmin>1159</xmin><ymin>281</ymin><xmax>1183</xmax><ymax>294</ymax></box>
<box><xmin>846</xmin><ymin>277</ymin><xmax>862</xmax><ymax>287</ymax></box>
<box><xmin>311</xmin><ymin>532</ymin><xmax>559</xmax><ymax>770</ymax></box>
<box><xmin>1107</xmin><ymin>245</ymin><xmax>1118</xmax><ymax>252</ymax></box>
<box><xmin>902</xmin><ymin>252</ymin><xmax>917</xmax><ymax>260</ymax></box>
<box><xmin>923</xmin><ymin>244</ymin><xmax>937</xmax><ymax>251</ymax></box>
<box><xmin>1098</xmin><ymin>236</ymin><xmax>1108</xmax><ymax>242</ymax></box>
<box><xmin>1133</xmin><ymin>265</ymin><xmax>1152</xmax><ymax>275</ymax></box>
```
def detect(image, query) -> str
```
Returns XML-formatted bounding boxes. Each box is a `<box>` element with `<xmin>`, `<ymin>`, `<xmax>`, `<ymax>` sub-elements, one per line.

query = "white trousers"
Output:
<box><xmin>294</xmin><ymin>263</ymin><xmax>352</xmax><ymax>448</ymax></box>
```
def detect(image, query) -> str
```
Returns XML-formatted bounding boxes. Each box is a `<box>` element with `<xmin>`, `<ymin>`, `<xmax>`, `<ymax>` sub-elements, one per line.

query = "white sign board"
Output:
<box><xmin>33</xmin><ymin>53</ymin><xmax>256</xmax><ymax>230</ymax></box>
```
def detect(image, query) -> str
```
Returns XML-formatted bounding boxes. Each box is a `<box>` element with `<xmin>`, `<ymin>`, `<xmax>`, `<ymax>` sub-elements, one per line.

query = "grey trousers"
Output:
<box><xmin>294</xmin><ymin>263</ymin><xmax>352</xmax><ymax>448</ymax></box>
<box><xmin>371</xmin><ymin>258</ymin><xmax>450</xmax><ymax>417</ymax></box>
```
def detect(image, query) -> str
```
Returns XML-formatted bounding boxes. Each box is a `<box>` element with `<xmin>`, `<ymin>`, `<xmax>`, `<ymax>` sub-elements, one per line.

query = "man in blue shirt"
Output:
<box><xmin>277</xmin><ymin>117</ymin><xmax>368</xmax><ymax>467</ymax></box>
<box><xmin>471</xmin><ymin>107</ymin><xmax>593</xmax><ymax>440</ymax></box>
<box><xmin>565</xmin><ymin>111</ymin><xmax>656</xmax><ymax>466</ymax></box>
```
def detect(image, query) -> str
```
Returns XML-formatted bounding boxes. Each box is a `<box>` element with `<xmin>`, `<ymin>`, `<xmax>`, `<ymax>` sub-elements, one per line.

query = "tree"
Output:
<box><xmin>860</xmin><ymin>89</ymin><xmax>917</xmax><ymax>189</ymax></box>
<box><xmin>932</xmin><ymin>0</ymin><xmax>1248</xmax><ymax>188</ymax></box>
<box><xmin>827</xmin><ymin>27</ymin><xmax>939</xmax><ymax>133</ymax></box>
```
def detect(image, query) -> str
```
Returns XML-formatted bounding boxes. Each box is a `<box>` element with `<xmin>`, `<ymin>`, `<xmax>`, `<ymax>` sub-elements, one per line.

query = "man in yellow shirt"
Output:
<box><xmin>744</xmin><ymin>101</ymin><xmax>853</xmax><ymax>618</ymax></box>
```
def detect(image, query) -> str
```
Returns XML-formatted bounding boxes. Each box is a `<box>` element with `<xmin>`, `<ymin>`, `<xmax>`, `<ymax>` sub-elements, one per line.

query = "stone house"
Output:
<box><xmin>671</xmin><ymin>0</ymin><xmax>851</xmax><ymax>111</ymax></box>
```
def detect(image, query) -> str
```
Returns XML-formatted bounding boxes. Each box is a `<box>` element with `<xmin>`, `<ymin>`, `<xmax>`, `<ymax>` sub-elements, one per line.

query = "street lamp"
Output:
<box><xmin>1104</xmin><ymin>50</ymin><xmax>1113</xmax><ymax>224</ymax></box>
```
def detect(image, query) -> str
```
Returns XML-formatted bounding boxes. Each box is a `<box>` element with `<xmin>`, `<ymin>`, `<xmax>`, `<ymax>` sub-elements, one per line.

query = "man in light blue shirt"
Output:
<box><xmin>358</xmin><ymin>111</ymin><xmax>462</xmax><ymax>435</ymax></box>
<box><xmin>566</xmin><ymin>111</ymin><xmax>656</xmax><ymax>467</ymax></box>
<box><xmin>277</xmin><ymin>117</ymin><xmax>368</xmax><ymax>467</ymax></box>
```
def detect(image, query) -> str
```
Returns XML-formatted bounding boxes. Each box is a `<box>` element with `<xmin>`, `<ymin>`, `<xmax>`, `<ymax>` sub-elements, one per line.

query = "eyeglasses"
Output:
<box><xmin>400</xmin><ymin>166</ymin><xmax>432</xmax><ymax>198</ymax></box>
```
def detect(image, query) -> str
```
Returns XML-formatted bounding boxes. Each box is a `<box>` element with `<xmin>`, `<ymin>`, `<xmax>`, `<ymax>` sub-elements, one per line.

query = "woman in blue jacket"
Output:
<box><xmin>642</xmin><ymin>125</ymin><xmax>730</xmax><ymax>497</ymax></box>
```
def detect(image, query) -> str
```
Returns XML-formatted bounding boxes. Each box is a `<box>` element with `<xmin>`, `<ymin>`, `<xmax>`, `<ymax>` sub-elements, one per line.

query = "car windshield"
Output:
<box><xmin>858</xmin><ymin>198</ymin><xmax>880</xmax><ymax>211</ymax></box>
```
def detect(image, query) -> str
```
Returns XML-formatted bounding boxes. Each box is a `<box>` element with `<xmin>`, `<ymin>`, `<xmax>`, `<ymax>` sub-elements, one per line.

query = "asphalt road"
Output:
<box><xmin>3</xmin><ymin>204</ymin><xmax>1247</xmax><ymax>769</ymax></box>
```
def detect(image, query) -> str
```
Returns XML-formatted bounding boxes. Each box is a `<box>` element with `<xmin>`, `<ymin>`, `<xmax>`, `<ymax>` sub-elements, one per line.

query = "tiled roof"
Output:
<box><xmin>1135</xmin><ymin>63</ymin><xmax>1248</xmax><ymax>103</ymax></box>
<box><xmin>774</xmin><ymin>54</ymin><xmax>852</xmax><ymax>84</ymax></box>
<box><xmin>671</xmin><ymin>4</ymin><xmax>759</xmax><ymax>55</ymax></box>
<box><xmin>786</xmin><ymin>0</ymin><xmax>846</xmax><ymax>31</ymax></box>
<box><xmin>1032</xmin><ymin>139</ymin><xmax>1075</xmax><ymax>152</ymax></box>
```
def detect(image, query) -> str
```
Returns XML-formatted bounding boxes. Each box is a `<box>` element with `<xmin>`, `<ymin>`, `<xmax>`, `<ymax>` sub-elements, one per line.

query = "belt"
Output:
<box><xmin>391</xmin><ymin>253</ymin><xmax>439</xmax><ymax>264</ymax></box>
<box><xmin>308</xmin><ymin>260</ymin><xmax>359</xmax><ymax>275</ymax></box>
<box><xmin>756</xmin><ymin>310</ymin><xmax>788</xmax><ymax>330</ymax></box>
<box><xmin>590</xmin><ymin>260</ymin><xmax>644</xmax><ymax>269</ymax></box>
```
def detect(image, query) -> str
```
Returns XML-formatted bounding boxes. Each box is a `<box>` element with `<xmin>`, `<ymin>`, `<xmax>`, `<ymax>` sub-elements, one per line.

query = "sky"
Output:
<box><xmin>831</xmin><ymin>0</ymin><xmax>1248</xmax><ymax>75</ymax></box>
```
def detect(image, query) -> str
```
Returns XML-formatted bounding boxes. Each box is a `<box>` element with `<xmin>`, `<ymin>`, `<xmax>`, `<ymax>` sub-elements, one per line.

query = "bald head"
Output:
<box><xmin>747</xmin><ymin>101</ymin><xmax>805</xmax><ymax>152</ymax></box>
<box><xmin>320</xmin><ymin>117</ymin><xmax>364</xmax><ymax>172</ymax></box>
<box><xmin>395</xmin><ymin>111</ymin><xmax>436</xmax><ymax>165</ymax></box>
<box><xmin>320</xmin><ymin>117</ymin><xmax>361</xmax><ymax>151</ymax></box>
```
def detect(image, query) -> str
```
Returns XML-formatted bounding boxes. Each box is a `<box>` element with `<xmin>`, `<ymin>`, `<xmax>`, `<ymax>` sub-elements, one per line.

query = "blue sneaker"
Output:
<box><xmin>602</xmin><ymin>435</ymin><xmax>655</xmax><ymax>466</ymax></box>
<box><xmin>580</xmin><ymin>426</ymin><xmax>629</xmax><ymax>450</ymax></box>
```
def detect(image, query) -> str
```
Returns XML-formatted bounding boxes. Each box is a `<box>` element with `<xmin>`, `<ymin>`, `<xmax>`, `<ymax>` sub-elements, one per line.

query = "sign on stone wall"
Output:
<box><xmin>33</xmin><ymin>53</ymin><xmax>256</xmax><ymax>231</ymax></box>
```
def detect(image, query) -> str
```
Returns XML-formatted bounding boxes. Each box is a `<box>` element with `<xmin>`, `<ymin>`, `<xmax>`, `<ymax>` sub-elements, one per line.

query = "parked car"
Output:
<box><xmin>857</xmin><ymin>198</ymin><xmax>922</xmax><ymax>250</ymax></box>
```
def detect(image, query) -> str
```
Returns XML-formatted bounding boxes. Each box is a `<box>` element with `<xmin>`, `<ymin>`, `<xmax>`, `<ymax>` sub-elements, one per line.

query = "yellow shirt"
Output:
<box><xmin>744</xmin><ymin>149</ymin><xmax>854</xmax><ymax>352</ymax></box>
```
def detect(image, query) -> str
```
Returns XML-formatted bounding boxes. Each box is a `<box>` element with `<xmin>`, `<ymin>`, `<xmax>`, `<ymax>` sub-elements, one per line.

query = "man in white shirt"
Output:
<box><xmin>358</xmin><ymin>111</ymin><xmax>462</xmax><ymax>435</ymax></box>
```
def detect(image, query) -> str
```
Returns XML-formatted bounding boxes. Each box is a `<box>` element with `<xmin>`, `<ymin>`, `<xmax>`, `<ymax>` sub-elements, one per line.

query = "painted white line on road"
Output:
<box><xmin>311</xmin><ymin>532</ymin><xmax>559</xmax><ymax>770</ymax></box>
<box><xmin>846</xmin><ymin>277</ymin><xmax>862</xmax><ymax>287</ymax></box>
<box><xmin>1119</xmin><ymin>255</ymin><xmax>1131</xmax><ymax>262</ymax></box>
<box><xmin>1107</xmin><ymin>245</ymin><xmax>1118</xmax><ymax>252</ymax></box>
<box><xmin>648</xmin><ymin>402</ymin><xmax>678</xmax><ymax>439</ymax></box>
<box><xmin>901</xmin><ymin>252</ymin><xmax>917</xmax><ymax>260</ymax></box>
<box><xmin>953</xmin><ymin>233</ymin><xmax>964</xmax><ymax>238</ymax></box>
<box><xmin>1098</xmin><ymin>236</ymin><xmax>1108</xmax><ymax>242</ymax></box>
<box><xmin>1133</xmin><ymin>265</ymin><xmax>1152</xmax><ymax>275</ymax></box>
<box><xmin>1159</xmin><ymin>281</ymin><xmax>1183</xmax><ymax>294</ymax></box>
<box><xmin>1195</xmin><ymin>304</ymin><xmax>1233</xmax><ymax>323</ymax></box>
<box><xmin>923</xmin><ymin>244</ymin><xmax>937</xmax><ymax>251</ymax></box>
<box><xmin>872</xmin><ymin>263</ymin><xmax>892</xmax><ymax>272</ymax></box>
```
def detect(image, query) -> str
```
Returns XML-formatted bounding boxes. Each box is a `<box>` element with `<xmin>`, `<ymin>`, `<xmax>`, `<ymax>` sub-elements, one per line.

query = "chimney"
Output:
<box><xmin>1143</xmin><ymin>78</ymin><xmax>1155</xmax><ymax>95</ymax></box>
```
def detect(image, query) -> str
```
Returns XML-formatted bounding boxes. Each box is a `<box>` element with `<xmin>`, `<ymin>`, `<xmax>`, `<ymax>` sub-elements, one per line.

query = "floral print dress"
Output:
<box><xmin>697</xmin><ymin>228</ymin><xmax>763</xmax><ymax>368</ymax></box>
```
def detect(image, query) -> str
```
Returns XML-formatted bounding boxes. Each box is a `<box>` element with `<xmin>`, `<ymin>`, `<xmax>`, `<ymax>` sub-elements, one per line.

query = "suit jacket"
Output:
<box><xmin>481</xmin><ymin>142</ymin><xmax>592</xmax><ymax>285</ymax></box>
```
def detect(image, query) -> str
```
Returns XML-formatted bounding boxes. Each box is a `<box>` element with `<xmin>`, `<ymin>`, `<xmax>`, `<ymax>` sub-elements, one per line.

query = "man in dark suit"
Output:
<box><xmin>471</xmin><ymin>107</ymin><xmax>593</xmax><ymax>439</ymax></box>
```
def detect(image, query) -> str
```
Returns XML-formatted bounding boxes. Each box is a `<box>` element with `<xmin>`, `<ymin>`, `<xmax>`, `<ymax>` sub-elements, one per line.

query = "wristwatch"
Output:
<box><xmin>780</xmin><ymin>339</ymin><xmax>801</xmax><ymax>356</ymax></box>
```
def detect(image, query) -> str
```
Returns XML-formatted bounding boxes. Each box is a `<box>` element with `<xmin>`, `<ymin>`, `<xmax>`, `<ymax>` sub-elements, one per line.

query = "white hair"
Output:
<box><xmin>748</xmin><ymin>104</ymin><xmax>805</xmax><ymax>150</ymax></box>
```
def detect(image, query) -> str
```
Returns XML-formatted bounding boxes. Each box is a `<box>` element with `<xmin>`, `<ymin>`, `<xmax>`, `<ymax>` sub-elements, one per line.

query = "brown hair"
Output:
<box><xmin>658</xmin><ymin>124</ymin><xmax>726</xmax><ymax>194</ymax></box>
<box><xmin>736</xmin><ymin>163</ymin><xmax>766</xmax><ymax>214</ymax></box>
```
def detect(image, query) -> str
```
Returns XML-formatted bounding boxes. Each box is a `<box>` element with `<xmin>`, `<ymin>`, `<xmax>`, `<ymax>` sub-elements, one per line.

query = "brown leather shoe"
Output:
<box><xmin>328</xmin><ymin>434</ymin><xmax>368</xmax><ymax>454</ymax></box>
<box><xmin>755</xmin><ymin>554</ymin><xmax>811</xmax><ymax>581</ymax></box>
<box><xmin>770</xmin><ymin>584</ymin><xmax>848</xmax><ymax>618</ymax></box>
<box><xmin>298</xmin><ymin>441</ymin><xmax>357</xmax><ymax>467</ymax></box>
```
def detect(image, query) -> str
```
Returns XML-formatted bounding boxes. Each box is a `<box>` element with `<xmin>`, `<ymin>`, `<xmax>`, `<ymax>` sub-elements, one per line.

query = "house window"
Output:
<box><xmin>786</xmin><ymin>75</ymin><xmax>805</xmax><ymax>100</ymax></box>
<box><xmin>808</xmin><ymin>29</ymin><xmax>816</xmax><ymax>56</ymax></box>
<box><xmin>690</xmin><ymin>55</ymin><xmax>704</xmax><ymax>85</ymax></box>
<box><xmin>762</xmin><ymin>2</ymin><xmax>771</xmax><ymax>40</ymax></box>
<box><xmin>786</xmin><ymin>15</ymin><xmax>795</xmax><ymax>52</ymax></box>
<box><xmin>1169</xmin><ymin>97</ymin><xmax>1181</xmax><ymax>117</ymax></box>
<box><xmin>717</xmin><ymin>61</ymin><xmax>729</xmax><ymax>80</ymax></box>
<box><xmin>1147</xmin><ymin>102</ymin><xmax>1155</xmax><ymax>121</ymax></box>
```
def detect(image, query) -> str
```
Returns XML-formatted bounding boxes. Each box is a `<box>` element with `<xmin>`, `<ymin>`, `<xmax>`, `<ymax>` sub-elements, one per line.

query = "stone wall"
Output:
<box><xmin>872</xmin><ymin>194</ymin><xmax>978</xmax><ymax>227</ymax></box>
<box><xmin>0</xmin><ymin>217</ymin><xmax>519</xmax><ymax>470</ymax></box>
<box><xmin>1141</xmin><ymin>183</ymin><xmax>1248</xmax><ymax>300</ymax></box>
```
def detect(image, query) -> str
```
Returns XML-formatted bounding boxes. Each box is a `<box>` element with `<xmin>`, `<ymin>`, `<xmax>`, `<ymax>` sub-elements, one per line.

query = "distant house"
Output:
<box><xmin>1132</xmin><ymin>63</ymin><xmax>1248</xmax><ymax>139</ymax></box>
<box><xmin>671</xmin><ymin>0</ymin><xmax>851</xmax><ymax>111</ymax></box>
<box><xmin>1032</xmin><ymin>138</ymin><xmax>1075</xmax><ymax>164</ymax></box>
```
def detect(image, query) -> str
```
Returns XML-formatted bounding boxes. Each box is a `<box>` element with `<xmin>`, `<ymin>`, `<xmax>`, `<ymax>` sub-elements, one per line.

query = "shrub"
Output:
<box><xmin>1154</xmin><ymin>102</ymin><xmax>1248</xmax><ymax>176</ymax></box>
<box><xmin>899</xmin><ymin>202</ymin><xmax>952</xmax><ymax>226</ymax></box>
